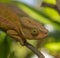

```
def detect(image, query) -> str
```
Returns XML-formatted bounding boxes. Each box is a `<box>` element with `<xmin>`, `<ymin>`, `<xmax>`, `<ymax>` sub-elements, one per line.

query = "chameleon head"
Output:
<box><xmin>20</xmin><ymin>17</ymin><xmax>48</xmax><ymax>40</ymax></box>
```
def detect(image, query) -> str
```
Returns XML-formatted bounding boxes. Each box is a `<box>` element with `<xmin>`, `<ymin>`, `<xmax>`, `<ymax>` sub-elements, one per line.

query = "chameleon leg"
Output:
<box><xmin>7</xmin><ymin>30</ymin><xmax>45</xmax><ymax>58</ymax></box>
<box><xmin>6</xmin><ymin>30</ymin><xmax>25</xmax><ymax>46</ymax></box>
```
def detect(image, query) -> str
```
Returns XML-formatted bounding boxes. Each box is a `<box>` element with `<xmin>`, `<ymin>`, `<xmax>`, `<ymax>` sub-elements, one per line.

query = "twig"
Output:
<box><xmin>24</xmin><ymin>41</ymin><xmax>45</xmax><ymax>58</ymax></box>
<box><xmin>41</xmin><ymin>2</ymin><xmax>60</xmax><ymax>13</ymax></box>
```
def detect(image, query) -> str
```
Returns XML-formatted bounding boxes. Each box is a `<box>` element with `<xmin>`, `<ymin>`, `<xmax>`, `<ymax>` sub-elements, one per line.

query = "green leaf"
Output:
<box><xmin>0</xmin><ymin>32</ymin><xmax>12</xmax><ymax>58</ymax></box>
<box><xmin>0</xmin><ymin>0</ymin><xmax>11</xmax><ymax>2</ymax></box>
<box><xmin>43</xmin><ymin>0</ymin><xmax>56</xmax><ymax>5</ymax></box>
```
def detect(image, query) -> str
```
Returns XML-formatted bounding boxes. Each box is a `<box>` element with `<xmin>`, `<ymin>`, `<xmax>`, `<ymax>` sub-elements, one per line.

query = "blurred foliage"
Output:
<box><xmin>43</xmin><ymin>0</ymin><xmax>56</xmax><ymax>4</ymax></box>
<box><xmin>0</xmin><ymin>0</ymin><xmax>60</xmax><ymax>58</ymax></box>
<box><xmin>0</xmin><ymin>32</ymin><xmax>12</xmax><ymax>58</ymax></box>
<box><xmin>0</xmin><ymin>0</ymin><xmax>10</xmax><ymax>3</ymax></box>
<box><xmin>13</xmin><ymin>1</ymin><xmax>60</xmax><ymax>31</ymax></box>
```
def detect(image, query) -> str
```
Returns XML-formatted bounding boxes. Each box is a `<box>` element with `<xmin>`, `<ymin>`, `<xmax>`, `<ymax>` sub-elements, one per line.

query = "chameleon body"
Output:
<box><xmin>0</xmin><ymin>3</ymin><xmax>48</xmax><ymax>58</ymax></box>
<box><xmin>0</xmin><ymin>3</ymin><xmax>48</xmax><ymax>45</ymax></box>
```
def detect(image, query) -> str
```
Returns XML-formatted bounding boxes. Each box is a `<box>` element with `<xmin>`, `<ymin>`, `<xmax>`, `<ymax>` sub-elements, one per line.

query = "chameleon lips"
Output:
<box><xmin>35</xmin><ymin>32</ymin><xmax>48</xmax><ymax>40</ymax></box>
<box><xmin>35</xmin><ymin>28</ymin><xmax>48</xmax><ymax>39</ymax></box>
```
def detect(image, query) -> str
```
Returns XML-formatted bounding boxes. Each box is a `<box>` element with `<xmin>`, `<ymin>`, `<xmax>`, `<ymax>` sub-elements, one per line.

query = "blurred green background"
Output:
<box><xmin>0</xmin><ymin>0</ymin><xmax>60</xmax><ymax>58</ymax></box>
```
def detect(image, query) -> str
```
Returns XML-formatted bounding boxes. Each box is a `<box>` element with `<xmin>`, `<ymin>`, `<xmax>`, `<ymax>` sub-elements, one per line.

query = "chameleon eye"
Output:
<box><xmin>31</xmin><ymin>28</ymin><xmax>38</xmax><ymax>36</ymax></box>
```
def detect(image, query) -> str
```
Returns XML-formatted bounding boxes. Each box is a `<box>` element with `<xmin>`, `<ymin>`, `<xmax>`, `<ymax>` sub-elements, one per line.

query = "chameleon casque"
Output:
<box><xmin>0</xmin><ymin>2</ymin><xmax>48</xmax><ymax>58</ymax></box>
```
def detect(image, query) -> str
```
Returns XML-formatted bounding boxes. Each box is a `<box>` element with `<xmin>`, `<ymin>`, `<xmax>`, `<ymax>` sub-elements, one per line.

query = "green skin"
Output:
<box><xmin>0</xmin><ymin>3</ymin><xmax>48</xmax><ymax>58</ymax></box>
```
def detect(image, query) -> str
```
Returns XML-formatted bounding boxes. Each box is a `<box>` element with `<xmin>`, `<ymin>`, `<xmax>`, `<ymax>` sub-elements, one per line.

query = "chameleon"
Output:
<box><xmin>0</xmin><ymin>3</ymin><xmax>48</xmax><ymax>58</ymax></box>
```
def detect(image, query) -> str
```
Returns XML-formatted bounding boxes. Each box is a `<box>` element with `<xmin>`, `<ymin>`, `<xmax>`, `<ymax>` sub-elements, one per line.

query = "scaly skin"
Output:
<box><xmin>0</xmin><ymin>3</ymin><xmax>48</xmax><ymax>58</ymax></box>
<box><xmin>0</xmin><ymin>3</ymin><xmax>25</xmax><ymax>45</ymax></box>
<box><xmin>0</xmin><ymin>3</ymin><xmax>48</xmax><ymax>40</ymax></box>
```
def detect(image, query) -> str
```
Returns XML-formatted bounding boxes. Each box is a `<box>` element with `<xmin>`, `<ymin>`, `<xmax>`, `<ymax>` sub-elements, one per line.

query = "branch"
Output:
<box><xmin>41</xmin><ymin>2</ymin><xmax>60</xmax><ymax>13</ymax></box>
<box><xmin>24</xmin><ymin>41</ymin><xmax>45</xmax><ymax>58</ymax></box>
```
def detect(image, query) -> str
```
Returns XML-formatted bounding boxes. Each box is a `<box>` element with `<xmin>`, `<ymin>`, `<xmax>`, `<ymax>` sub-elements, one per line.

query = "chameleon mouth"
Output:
<box><xmin>43</xmin><ymin>33</ymin><xmax>48</xmax><ymax>38</ymax></box>
<box><xmin>36</xmin><ymin>33</ymin><xmax>48</xmax><ymax>40</ymax></box>
<box><xmin>36</xmin><ymin>28</ymin><xmax>48</xmax><ymax>39</ymax></box>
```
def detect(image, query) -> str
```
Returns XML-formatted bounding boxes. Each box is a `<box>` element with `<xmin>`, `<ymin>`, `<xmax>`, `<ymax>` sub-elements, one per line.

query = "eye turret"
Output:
<box><xmin>31</xmin><ymin>28</ymin><xmax>38</xmax><ymax>36</ymax></box>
